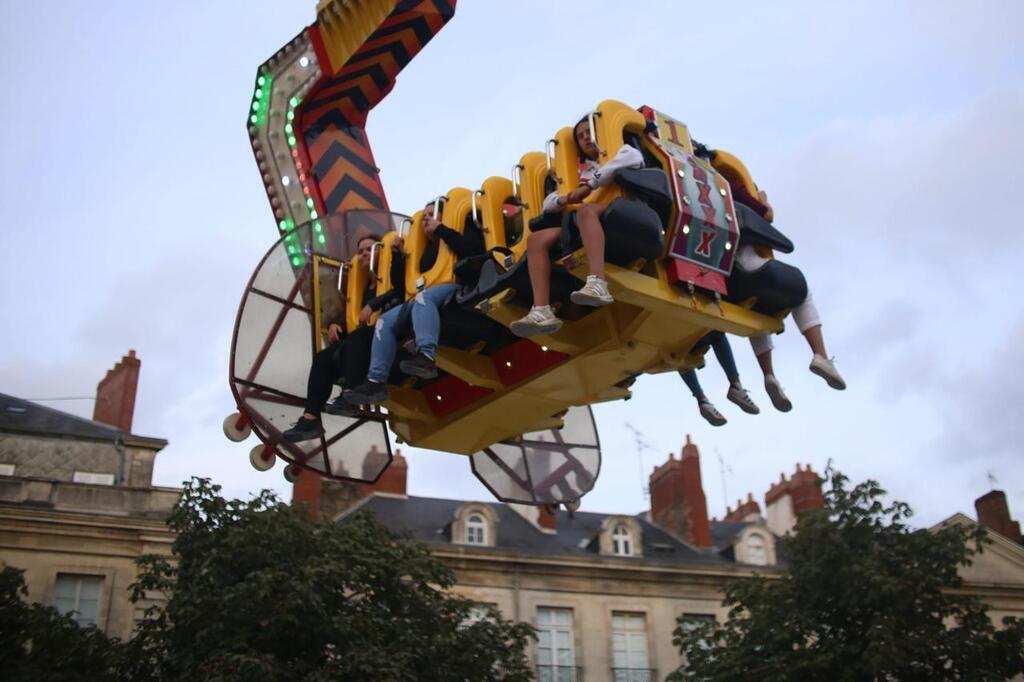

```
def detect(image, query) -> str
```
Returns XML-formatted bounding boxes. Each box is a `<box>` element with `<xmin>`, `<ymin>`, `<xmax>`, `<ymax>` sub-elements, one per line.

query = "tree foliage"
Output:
<box><xmin>0</xmin><ymin>565</ymin><xmax>122</xmax><ymax>682</ymax></box>
<box><xmin>122</xmin><ymin>478</ymin><xmax>535</xmax><ymax>681</ymax></box>
<box><xmin>669</xmin><ymin>468</ymin><xmax>1024</xmax><ymax>681</ymax></box>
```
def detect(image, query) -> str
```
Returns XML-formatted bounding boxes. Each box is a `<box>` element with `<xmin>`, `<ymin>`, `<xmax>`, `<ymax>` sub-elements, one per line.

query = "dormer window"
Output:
<box><xmin>466</xmin><ymin>513</ymin><xmax>486</xmax><ymax>545</ymax></box>
<box><xmin>611</xmin><ymin>524</ymin><xmax>633</xmax><ymax>556</ymax></box>
<box><xmin>453</xmin><ymin>503</ymin><xmax>497</xmax><ymax>548</ymax></box>
<box><xmin>599</xmin><ymin>516</ymin><xmax>642</xmax><ymax>558</ymax></box>
<box><xmin>746</xmin><ymin>532</ymin><xmax>767</xmax><ymax>566</ymax></box>
<box><xmin>734</xmin><ymin>526</ymin><xmax>775</xmax><ymax>566</ymax></box>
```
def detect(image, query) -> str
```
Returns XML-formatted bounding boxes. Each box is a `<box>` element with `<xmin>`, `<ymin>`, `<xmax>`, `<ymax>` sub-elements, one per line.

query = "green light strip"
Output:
<box><xmin>249</xmin><ymin>73</ymin><xmax>273</xmax><ymax>128</ymax></box>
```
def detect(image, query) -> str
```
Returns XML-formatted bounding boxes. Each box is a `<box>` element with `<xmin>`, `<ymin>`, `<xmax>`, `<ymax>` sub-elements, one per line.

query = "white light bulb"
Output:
<box><xmin>299</xmin><ymin>56</ymin><xmax>310</xmax><ymax>67</ymax></box>
<box><xmin>282</xmin><ymin>176</ymin><xmax>291</xmax><ymax>186</ymax></box>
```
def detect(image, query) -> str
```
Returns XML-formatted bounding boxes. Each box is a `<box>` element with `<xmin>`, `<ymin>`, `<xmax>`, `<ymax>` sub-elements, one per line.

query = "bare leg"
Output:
<box><xmin>803</xmin><ymin>324</ymin><xmax>827</xmax><ymax>357</ymax></box>
<box><xmin>526</xmin><ymin>228</ymin><xmax>560</xmax><ymax>307</ymax></box>
<box><xmin>575</xmin><ymin>203</ymin><xmax>606</xmax><ymax>279</ymax></box>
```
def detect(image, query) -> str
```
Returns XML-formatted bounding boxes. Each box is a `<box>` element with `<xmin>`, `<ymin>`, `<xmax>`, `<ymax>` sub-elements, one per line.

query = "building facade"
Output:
<box><xmin>0</xmin><ymin>352</ymin><xmax>179</xmax><ymax>640</ymax></box>
<box><xmin>306</xmin><ymin>438</ymin><xmax>1024</xmax><ymax>682</ymax></box>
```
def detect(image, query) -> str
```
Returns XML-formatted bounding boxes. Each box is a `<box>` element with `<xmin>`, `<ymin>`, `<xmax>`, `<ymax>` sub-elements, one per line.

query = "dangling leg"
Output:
<box><xmin>751</xmin><ymin>334</ymin><xmax>791</xmax><ymax>412</ymax></box>
<box><xmin>709</xmin><ymin>332</ymin><xmax>759</xmax><ymax>415</ymax></box>
<box><xmin>570</xmin><ymin>203</ymin><xmax>614</xmax><ymax>306</ymax></box>
<box><xmin>794</xmin><ymin>290</ymin><xmax>845</xmax><ymax>390</ymax></box>
<box><xmin>400</xmin><ymin>283</ymin><xmax>458</xmax><ymax>379</ymax></box>
<box><xmin>511</xmin><ymin>228</ymin><xmax>563</xmax><ymax>337</ymax></box>
<box><xmin>283</xmin><ymin>344</ymin><xmax>339</xmax><ymax>441</ymax></box>
<box><xmin>679</xmin><ymin>368</ymin><xmax>726</xmax><ymax>427</ymax></box>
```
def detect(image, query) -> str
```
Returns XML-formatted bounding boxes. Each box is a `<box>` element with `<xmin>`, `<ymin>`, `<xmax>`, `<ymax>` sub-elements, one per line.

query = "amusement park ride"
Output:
<box><xmin>223</xmin><ymin>0</ymin><xmax>809</xmax><ymax>508</ymax></box>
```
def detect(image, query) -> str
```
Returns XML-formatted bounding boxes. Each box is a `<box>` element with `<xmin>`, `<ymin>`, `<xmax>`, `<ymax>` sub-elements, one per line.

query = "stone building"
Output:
<box><xmin>0</xmin><ymin>351</ymin><xmax>179</xmax><ymax>640</ymax></box>
<box><xmin>300</xmin><ymin>438</ymin><xmax>1024</xmax><ymax>682</ymax></box>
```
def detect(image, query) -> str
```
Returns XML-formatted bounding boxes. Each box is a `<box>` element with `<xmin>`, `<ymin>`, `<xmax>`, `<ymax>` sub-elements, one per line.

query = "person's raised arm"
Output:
<box><xmin>586</xmin><ymin>144</ymin><xmax>644</xmax><ymax>188</ymax></box>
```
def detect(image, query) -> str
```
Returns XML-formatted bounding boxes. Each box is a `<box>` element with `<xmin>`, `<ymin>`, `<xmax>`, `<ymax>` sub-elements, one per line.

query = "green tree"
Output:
<box><xmin>122</xmin><ymin>478</ymin><xmax>535</xmax><ymax>681</ymax></box>
<box><xmin>0</xmin><ymin>565</ymin><xmax>122</xmax><ymax>682</ymax></box>
<box><xmin>669</xmin><ymin>469</ymin><xmax>1024</xmax><ymax>681</ymax></box>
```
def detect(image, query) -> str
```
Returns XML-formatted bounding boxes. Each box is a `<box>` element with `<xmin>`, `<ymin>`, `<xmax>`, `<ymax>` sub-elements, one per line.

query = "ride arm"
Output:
<box><xmin>435</xmin><ymin>222</ymin><xmax>485</xmax><ymax>260</ymax></box>
<box><xmin>586</xmin><ymin>144</ymin><xmax>644</xmax><ymax>188</ymax></box>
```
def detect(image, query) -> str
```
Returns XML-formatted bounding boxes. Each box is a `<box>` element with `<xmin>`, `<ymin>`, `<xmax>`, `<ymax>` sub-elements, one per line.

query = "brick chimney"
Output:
<box><xmin>368</xmin><ymin>449</ymin><xmax>407</xmax><ymax>496</ymax></box>
<box><xmin>93</xmin><ymin>350</ymin><xmax>140</xmax><ymax>432</ymax></box>
<box><xmin>298</xmin><ymin>449</ymin><xmax>408</xmax><ymax>520</ymax></box>
<box><xmin>975</xmin><ymin>491</ymin><xmax>1022</xmax><ymax>543</ymax></box>
<box><xmin>292</xmin><ymin>469</ymin><xmax>322</xmax><ymax>517</ymax></box>
<box><xmin>649</xmin><ymin>435</ymin><xmax>711</xmax><ymax>547</ymax></box>
<box><xmin>765</xmin><ymin>463</ymin><xmax>824</xmax><ymax>536</ymax></box>
<box><xmin>724</xmin><ymin>492</ymin><xmax>761</xmax><ymax>522</ymax></box>
<box><xmin>538</xmin><ymin>504</ymin><xmax>557</xmax><ymax>530</ymax></box>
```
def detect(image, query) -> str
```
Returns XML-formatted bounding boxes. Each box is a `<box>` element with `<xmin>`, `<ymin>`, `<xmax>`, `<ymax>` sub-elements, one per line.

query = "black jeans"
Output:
<box><xmin>303</xmin><ymin>325</ymin><xmax>374</xmax><ymax>415</ymax></box>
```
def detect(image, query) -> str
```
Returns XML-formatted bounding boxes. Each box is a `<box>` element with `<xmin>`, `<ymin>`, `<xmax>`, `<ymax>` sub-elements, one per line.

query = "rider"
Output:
<box><xmin>736</xmin><ymin>189</ymin><xmax>846</xmax><ymax>411</ymax></box>
<box><xmin>344</xmin><ymin>199</ymin><xmax>486</xmax><ymax>405</ymax></box>
<box><xmin>282</xmin><ymin>230</ymin><xmax>406</xmax><ymax>442</ymax></box>
<box><xmin>510</xmin><ymin>116</ymin><xmax>644</xmax><ymax>337</ymax></box>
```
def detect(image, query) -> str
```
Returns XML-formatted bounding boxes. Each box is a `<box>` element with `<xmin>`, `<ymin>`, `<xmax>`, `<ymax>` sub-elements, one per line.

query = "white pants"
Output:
<box><xmin>736</xmin><ymin>246</ymin><xmax>821</xmax><ymax>356</ymax></box>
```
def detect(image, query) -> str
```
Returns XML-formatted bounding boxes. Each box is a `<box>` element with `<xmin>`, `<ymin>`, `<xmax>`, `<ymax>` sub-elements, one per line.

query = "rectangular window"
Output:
<box><xmin>462</xmin><ymin>602</ymin><xmax>498</xmax><ymax>628</ymax></box>
<box><xmin>72</xmin><ymin>471</ymin><xmax>115</xmax><ymax>485</ymax></box>
<box><xmin>680</xmin><ymin>613</ymin><xmax>716</xmax><ymax>651</ymax></box>
<box><xmin>0</xmin><ymin>463</ymin><xmax>14</xmax><ymax>476</ymax></box>
<box><xmin>537</xmin><ymin>607</ymin><xmax>576</xmax><ymax>682</ymax></box>
<box><xmin>612</xmin><ymin>612</ymin><xmax>651</xmax><ymax>682</ymax></box>
<box><xmin>53</xmin><ymin>574</ymin><xmax>103</xmax><ymax>627</ymax></box>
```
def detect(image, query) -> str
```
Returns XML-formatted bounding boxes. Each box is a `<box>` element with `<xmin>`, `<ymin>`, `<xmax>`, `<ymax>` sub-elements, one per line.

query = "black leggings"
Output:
<box><xmin>303</xmin><ymin>325</ymin><xmax>374</xmax><ymax>415</ymax></box>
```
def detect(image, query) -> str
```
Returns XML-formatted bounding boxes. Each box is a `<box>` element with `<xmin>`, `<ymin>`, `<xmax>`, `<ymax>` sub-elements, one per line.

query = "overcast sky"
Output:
<box><xmin>1</xmin><ymin>1</ymin><xmax>1021</xmax><ymax>529</ymax></box>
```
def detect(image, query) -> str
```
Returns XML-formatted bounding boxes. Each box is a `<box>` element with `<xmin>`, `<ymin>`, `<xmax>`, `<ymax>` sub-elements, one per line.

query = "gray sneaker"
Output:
<box><xmin>764</xmin><ymin>375</ymin><xmax>792</xmax><ymax>412</ymax></box>
<box><xmin>570</xmin><ymin>276</ymin><xmax>614</xmax><ymax>307</ymax></box>
<box><xmin>810</xmin><ymin>354</ymin><xmax>846</xmax><ymax>390</ymax></box>
<box><xmin>698</xmin><ymin>399</ymin><xmax>727</xmax><ymax>427</ymax></box>
<box><xmin>510</xmin><ymin>306</ymin><xmax>563</xmax><ymax>337</ymax></box>
<box><xmin>727</xmin><ymin>384</ymin><xmax>760</xmax><ymax>415</ymax></box>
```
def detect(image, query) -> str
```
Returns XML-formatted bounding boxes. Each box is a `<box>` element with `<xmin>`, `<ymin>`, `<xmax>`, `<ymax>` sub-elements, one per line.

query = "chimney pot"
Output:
<box><xmin>975</xmin><ymin>490</ymin><xmax>1021</xmax><ymax>543</ymax></box>
<box><xmin>93</xmin><ymin>351</ymin><xmax>142</xmax><ymax>432</ymax></box>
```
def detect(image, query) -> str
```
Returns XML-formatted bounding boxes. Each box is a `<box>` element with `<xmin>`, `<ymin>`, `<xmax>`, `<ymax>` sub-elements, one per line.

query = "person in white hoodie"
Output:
<box><xmin>510</xmin><ymin>116</ymin><xmax>643</xmax><ymax>337</ymax></box>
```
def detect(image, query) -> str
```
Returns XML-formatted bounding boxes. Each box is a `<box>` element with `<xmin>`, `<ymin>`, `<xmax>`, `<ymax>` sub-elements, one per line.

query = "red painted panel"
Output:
<box><xmin>492</xmin><ymin>339</ymin><xmax>568</xmax><ymax>386</ymax></box>
<box><xmin>422</xmin><ymin>374</ymin><xmax>492</xmax><ymax>418</ymax></box>
<box><xmin>665</xmin><ymin>259</ymin><xmax>728</xmax><ymax>296</ymax></box>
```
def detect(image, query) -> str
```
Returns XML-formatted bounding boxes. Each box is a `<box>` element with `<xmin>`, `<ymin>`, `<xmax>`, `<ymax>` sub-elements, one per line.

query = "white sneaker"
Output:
<box><xmin>764</xmin><ymin>375</ymin><xmax>792</xmax><ymax>412</ymax></box>
<box><xmin>727</xmin><ymin>384</ymin><xmax>760</xmax><ymax>415</ymax></box>
<box><xmin>510</xmin><ymin>306</ymin><xmax>563</xmax><ymax>337</ymax></box>
<box><xmin>698</xmin><ymin>399</ymin><xmax>727</xmax><ymax>427</ymax></box>
<box><xmin>570</xmin><ymin>276</ymin><xmax>614</xmax><ymax>307</ymax></box>
<box><xmin>810</xmin><ymin>354</ymin><xmax>846</xmax><ymax>390</ymax></box>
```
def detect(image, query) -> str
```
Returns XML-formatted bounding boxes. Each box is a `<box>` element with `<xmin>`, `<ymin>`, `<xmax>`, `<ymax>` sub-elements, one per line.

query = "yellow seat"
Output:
<box><xmin>473</xmin><ymin>176</ymin><xmax>521</xmax><ymax>253</ymax></box>
<box><xmin>510</xmin><ymin>152</ymin><xmax>551</xmax><ymax>260</ymax></box>
<box><xmin>344</xmin><ymin>252</ymin><xmax>372</xmax><ymax>333</ymax></box>
<box><xmin>708</xmin><ymin>149</ymin><xmax>760</xmax><ymax>202</ymax></box>
<box><xmin>405</xmin><ymin>188</ymin><xmax>472</xmax><ymax>294</ymax></box>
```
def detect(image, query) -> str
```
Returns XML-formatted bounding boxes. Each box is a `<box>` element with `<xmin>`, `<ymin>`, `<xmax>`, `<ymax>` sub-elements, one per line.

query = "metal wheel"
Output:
<box><xmin>223</xmin><ymin>412</ymin><xmax>252</xmax><ymax>442</ymax></box>
<box><xmin>249</xmin><ymin>444</ymin><xmax>275</xmax><ymax>472</ymax></box>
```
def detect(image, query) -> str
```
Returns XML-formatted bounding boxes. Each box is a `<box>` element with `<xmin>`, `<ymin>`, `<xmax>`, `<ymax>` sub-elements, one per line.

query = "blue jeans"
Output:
<box><xmin>367</xmin><ymin>283</ymin><xmax>457</xmax><ymax>383</ymax></box>
<box><xmin>678</xmin><ymin>332</ymin><xmax>739</xmax><ymax>398</ymax></box>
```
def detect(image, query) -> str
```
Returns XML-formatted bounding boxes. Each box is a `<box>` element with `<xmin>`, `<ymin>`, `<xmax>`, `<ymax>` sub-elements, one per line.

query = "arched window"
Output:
<box><xmin>611</xmin><ymin>524</ymin><xmax>633</xmax><ymax>556</ymax></box>
<box><xmin>746</xmin><ymin>532</ymin><xmax>767</xmax><ymax>566</ymax></box>
<box><xmin>466</xmin><ymin>513</ymin><xmax>486</xmax><ymax>545</ymax></box>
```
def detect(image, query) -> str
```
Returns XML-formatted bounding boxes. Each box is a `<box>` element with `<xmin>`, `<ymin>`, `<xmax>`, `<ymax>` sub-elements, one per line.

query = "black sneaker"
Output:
<box><xmin>282</xmin><ymin>417</ymin><xmax>324</xmax><ymax>443</ymax></box>
<box><xmin>344</xmin><ymin>381</ymin><xmax>389</xmax><ymax>406</ymax></box>
<box><xmin>399</xmin><ymin>352</ymin><xmax>438</xmax><ymax>380</ymax></box>
<box><xmin>324</xmin><ymin>395</ymin><xmax>361</xmax><ymax>417</ymax></box>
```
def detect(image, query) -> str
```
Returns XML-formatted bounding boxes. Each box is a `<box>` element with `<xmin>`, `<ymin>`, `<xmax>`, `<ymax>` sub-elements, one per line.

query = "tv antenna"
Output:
<box><xmin>625</xmin><ymin>423</ymin><xmax>654</xmax><ymax>499</ymax></box>
<box><xmin>715</xmin><ymin>448</ymin><xmax>733</xmax><ymax>508</ymax></box>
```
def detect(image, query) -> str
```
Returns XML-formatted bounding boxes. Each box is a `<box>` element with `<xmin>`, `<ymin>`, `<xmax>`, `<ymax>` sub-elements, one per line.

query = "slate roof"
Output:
<box><xmin>0</xmin><ymin>393</ymin><xmax>166</xmax><ymax>447</ymax></box>
<box><xmin>349</xmin><ymin>494</ymin><xmax>766</xmax><ymax>568</ymax></box>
